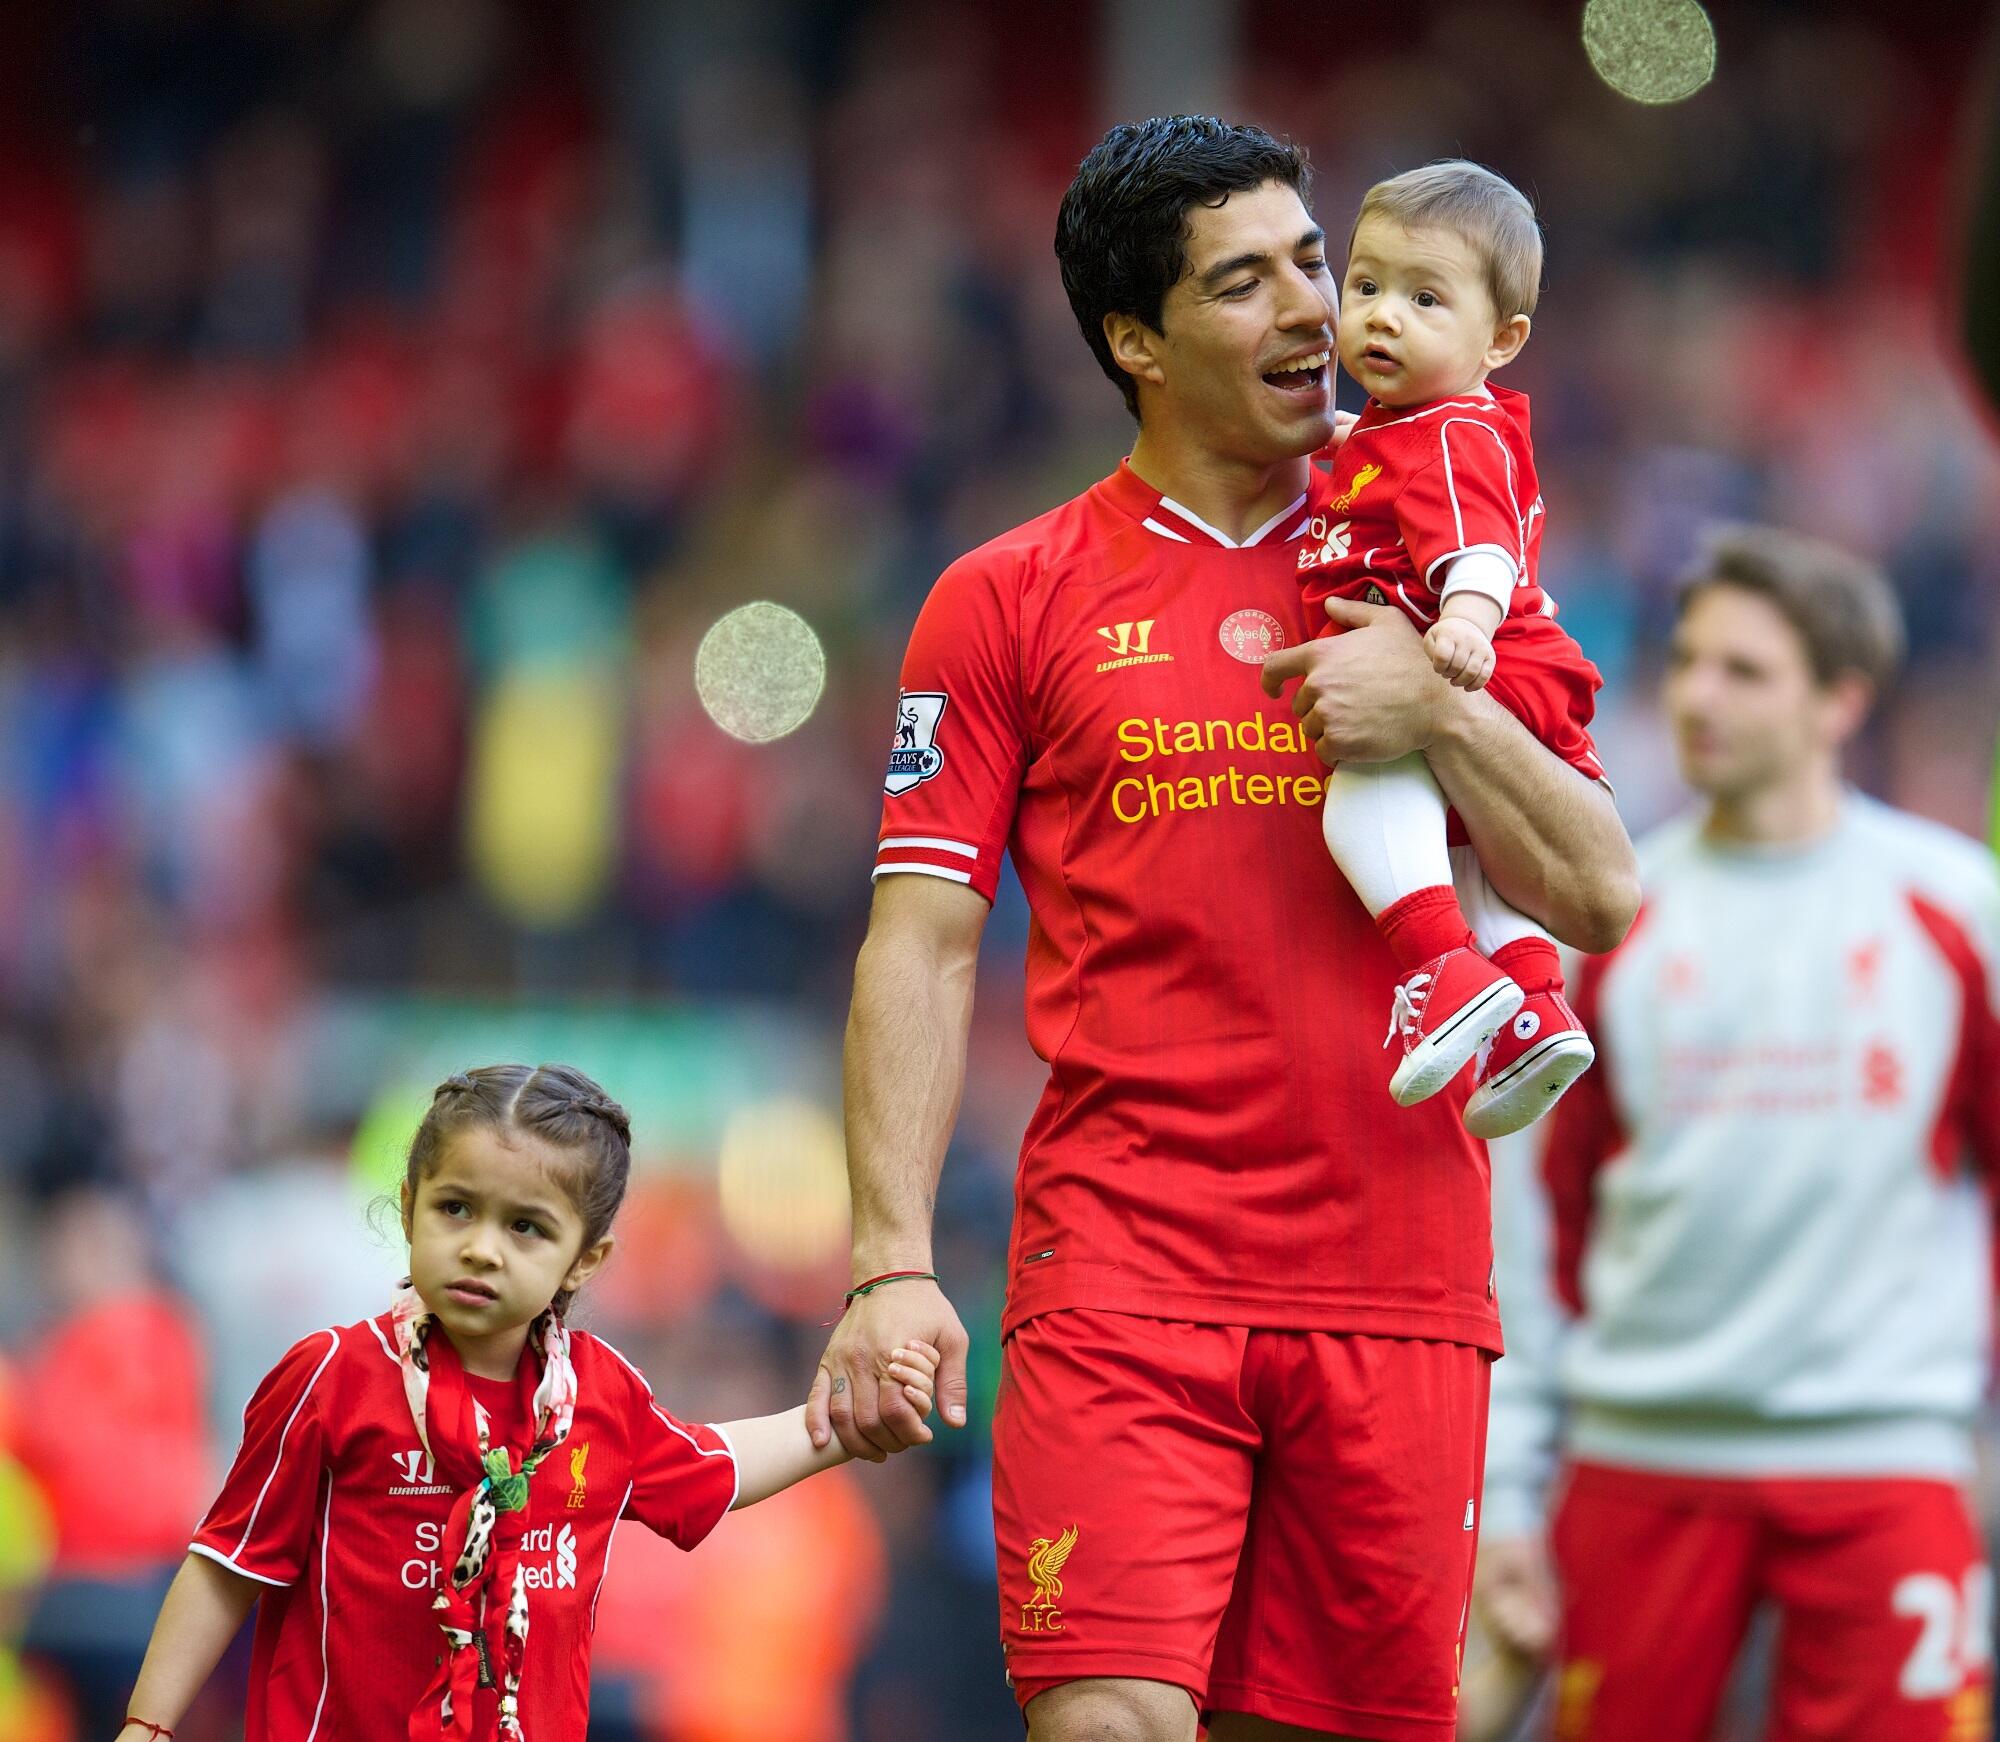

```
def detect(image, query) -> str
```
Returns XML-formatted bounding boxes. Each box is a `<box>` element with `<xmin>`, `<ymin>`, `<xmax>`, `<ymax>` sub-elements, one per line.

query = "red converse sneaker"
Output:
<box><xmin>1385</xmin><ymin>948</ymin><xmax>1524</xmax><ymax>1107</ymax></box>
<box><xmin>1463</xmin><ymin>990</ymin><xmax>1595</xmax><ymax>1139</ymax></box>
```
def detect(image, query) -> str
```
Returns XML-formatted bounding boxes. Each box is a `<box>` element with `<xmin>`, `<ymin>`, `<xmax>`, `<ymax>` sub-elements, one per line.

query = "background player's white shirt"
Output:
<box><xmin>1485</xmin><ymin>796</ymin><xmax>2000</xmax><ymax>1534</ymax></box>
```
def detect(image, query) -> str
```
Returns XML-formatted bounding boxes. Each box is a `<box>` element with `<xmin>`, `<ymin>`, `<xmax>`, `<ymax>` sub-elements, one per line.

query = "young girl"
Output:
<box><xmin>117</xmin><ymin>1063</ymin><xmax>938</xmax><ymax>1742</ymax></box>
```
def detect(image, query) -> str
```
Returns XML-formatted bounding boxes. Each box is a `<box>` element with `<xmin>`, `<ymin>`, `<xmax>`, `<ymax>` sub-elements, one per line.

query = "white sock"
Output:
<box><xmin>1449</xmin><ymin>844</ymin><xmax>1555</xmax><ymax>955</ymax></box>
<box><xmin>1322</xmin><ymin>752</ymin><xmax>1455</xmax><ymax>919</ymax></box>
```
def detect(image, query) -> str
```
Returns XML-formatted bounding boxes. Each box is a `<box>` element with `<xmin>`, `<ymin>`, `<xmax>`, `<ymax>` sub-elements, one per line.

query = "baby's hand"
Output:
<box><xmin>883</xmin><ymin>1341</ymin><xmax>941</xmax><ymax>1432</ymax></box>
<box><xmin>1425</xmin><ymin>618</ymin><xmax>1496</xmax><ymax>690</ymax></box>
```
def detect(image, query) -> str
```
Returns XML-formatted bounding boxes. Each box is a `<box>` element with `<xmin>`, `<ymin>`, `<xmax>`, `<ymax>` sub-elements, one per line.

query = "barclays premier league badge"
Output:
<box><xmin>885</xmin><ymin>691</ymin><xmax>948</xmax><ymax>794</ymax></box>
<box><xmin>1218</xmin><ymin>608</ymin><xmax>1285</xmax><ymax>664</ymax></box>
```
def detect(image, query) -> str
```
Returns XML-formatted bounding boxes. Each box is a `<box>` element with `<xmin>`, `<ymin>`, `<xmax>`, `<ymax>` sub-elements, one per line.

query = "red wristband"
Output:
<box><xmin>126</xmin><ymin>1722</ymin><xmax>176</xmax><ymax>1740</ymax></box>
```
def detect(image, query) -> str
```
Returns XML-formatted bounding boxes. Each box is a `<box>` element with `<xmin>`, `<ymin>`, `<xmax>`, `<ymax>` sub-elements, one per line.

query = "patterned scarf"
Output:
<box><xmin>392</xmin><ymin>1285</ymin><xmax>577</xmax><ymax>1742</ymax></box>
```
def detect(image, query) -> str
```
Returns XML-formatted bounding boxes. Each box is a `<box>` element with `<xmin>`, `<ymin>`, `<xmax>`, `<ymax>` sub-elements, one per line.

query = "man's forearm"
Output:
<box><xmin>841</xmin><ymin>908</ymin><xmax>979</xmax><ymax>1275</ymax></box>
<box><xmin>1426</xmin><ymin>689</ymin><xmax>1639</xmax><ymax>953</ymax></box>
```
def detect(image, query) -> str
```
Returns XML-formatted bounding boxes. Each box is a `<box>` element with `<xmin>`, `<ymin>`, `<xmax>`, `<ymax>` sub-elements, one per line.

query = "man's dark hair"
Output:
<box><xmin>1055</xmin><ymin>116</ymin><xmax>1312</xmax><ymax>420</ymax></box>
<box><xmin>1675</xmin><ymin>523</ymin><xmax>1906</xmax><ymax>694</ymax></box>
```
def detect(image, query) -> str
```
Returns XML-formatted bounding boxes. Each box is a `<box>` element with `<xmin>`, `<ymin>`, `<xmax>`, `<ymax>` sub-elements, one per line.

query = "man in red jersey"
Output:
<box><xmin>806</xmin><ymin>117</ymin><xmax>1639</xmax><ymax>1742</ymax></box>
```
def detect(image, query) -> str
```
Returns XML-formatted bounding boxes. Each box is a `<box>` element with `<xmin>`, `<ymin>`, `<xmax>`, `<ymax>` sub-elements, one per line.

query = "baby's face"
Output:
<box><xmin>1337</xmin><ymin>216</ymin><xmax>1511</xmax><ymax>408</ymax></box>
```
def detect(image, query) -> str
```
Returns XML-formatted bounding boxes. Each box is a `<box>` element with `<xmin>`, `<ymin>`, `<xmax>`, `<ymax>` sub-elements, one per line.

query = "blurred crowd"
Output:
<box><xmin>0</xmin><ymin>1</ymin><xmax>1995</xmax><ymax>1738</ymax></box>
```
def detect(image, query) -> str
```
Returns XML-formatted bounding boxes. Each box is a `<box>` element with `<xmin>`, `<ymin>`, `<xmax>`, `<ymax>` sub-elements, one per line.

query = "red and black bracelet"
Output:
<box><xmin>843</xmin><ymin>1269</ymin><xmax>939</xmax><ymax>1304</ymax></box>
<box><xmin>820</xmin><ymin>1269</ymin><xmax>939</xmax><ymax>1326</ymax></box>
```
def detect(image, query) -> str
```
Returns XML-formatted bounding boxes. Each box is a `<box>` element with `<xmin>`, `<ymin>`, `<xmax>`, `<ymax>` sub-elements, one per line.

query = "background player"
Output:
<box><xmin>1297</xmin><ymin>162</ymin><xmax>1602</xmax><ymax>1140</ymax></box>
<box><xmin>1473</xmin><ymin>526</ymin><xmax>1999</xmax><ymax>1741</ymax></box>
<box><xmin>808</xmin><ymin>115</ymin><xmax>1638</xmax><ymax>1742</ymax></box>
<box><xmin>117</xmin><ymin>1064</ymin><xmax>936</xmax><ymax>1742</ymax></box>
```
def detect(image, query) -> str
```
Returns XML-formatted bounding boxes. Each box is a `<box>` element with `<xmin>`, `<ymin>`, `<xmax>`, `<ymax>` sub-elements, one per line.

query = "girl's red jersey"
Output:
<box><xmin>190</xmin><ymin>1315</ymin><xmax>737</xmax><ymax>1741</ymax></box>
<box><xmin>873</xmin><ymin>460</ymin><xmax>1507</xmax><ymax>1353</ymax></box>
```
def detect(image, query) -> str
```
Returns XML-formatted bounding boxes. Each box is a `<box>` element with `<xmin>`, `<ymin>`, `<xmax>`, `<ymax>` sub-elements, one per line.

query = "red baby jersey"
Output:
<box><xmin>874</xmin><ymin>460</ymin><xmax>1502</xmax><ymax>1352</ymax></box>
<box><xmin>191</xmin><ymin>1317</ymin><xmax>737</xmax><ymax>1742</ymax></box>
<box><xmin>1299</xmin><ymin>385</ymin><xmax>1547</xmax><ymax>623</ymax></box>
<box><xmin>1298</xmin><ymin>385</ymin><xmax>1605</xmax><ymax>783</ymax></box>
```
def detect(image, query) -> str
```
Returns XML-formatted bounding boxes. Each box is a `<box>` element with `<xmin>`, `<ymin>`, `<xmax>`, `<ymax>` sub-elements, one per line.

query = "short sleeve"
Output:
<box><xmin>190</xmin><ymin>1329</ymin><xmax>340</xmax><ymax>1586</ymax></box>
<box><xmin>1396</xmin><ymin>415</ymin><xmax>1528</xmax><ymax>596</ymax></box>
<box><xmin>872</xmin><ymin>550</ymin><xmax>1030</xmax><ymax>903</ymax></box>
<box><xmin>1965</xmin><ymin>875</ymin><xmax>2000</xmax><ymax>1179</ymax></box>
<box><xmin>622</xmin><ymin>1394</ymin><xmax>738</xmax><ymax>1551</ymax></box>
<box><xmin>1908</xmin><ymin>867</ymin><xmax>2000</xmax><ymax>1187</ymax></box>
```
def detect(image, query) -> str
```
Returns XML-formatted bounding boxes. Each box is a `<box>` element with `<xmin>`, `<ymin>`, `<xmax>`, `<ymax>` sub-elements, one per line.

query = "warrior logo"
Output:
<box><xmin>1020</xmin><ymin>1525</ymin><xmax>1078</xmax><ymax>1634</ymax></box>
<box><xmin>884</xmin><ymin>691</ymin><xmax>948</xmax><ymax>795</ymax></box>
<box><xmin>1097</xmin><ymin>619</ymin><xmax>1156</xmax><ymax>659</ymax></box>
<box><xmin>1095</xmin><ymin>620</ymin><xmax>1173</xmax><ymax>673</ymax></box>
<box><xmin>390</xmin><ymin>1448</ymin><xmax>451</xmax><ymax>1496</ymax></box>
<box><xmin>555</xmin><ymin>1523</ymin><xmax>577</xmax><ymax>1589</ymax></box>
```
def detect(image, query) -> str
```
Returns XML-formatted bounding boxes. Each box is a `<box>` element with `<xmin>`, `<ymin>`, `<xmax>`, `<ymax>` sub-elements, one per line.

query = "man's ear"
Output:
<box><xmin>1105</xmin><ymin>311</ymin><xmax>1167</xmax><ymax>394</ymax></box>
<box><xmin>1820</xmin><ymin>671</ymin><xmax>1874</xmax><ymax>749</ymax></box>
<box><xmin>564</xmin><ymin>1235</ymin><xmax>614</xmax><ymax>1296</ymax></box>
<box><xmin>1484</xmin><ymin>313</ymin><xmax>1531</xmax><ymax>373</ymax></box>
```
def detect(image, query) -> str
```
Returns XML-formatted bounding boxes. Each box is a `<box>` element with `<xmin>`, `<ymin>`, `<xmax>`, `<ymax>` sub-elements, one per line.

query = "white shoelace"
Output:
<box><xmin>1384</xmin><ymin>973</ymin><xmax>1432</xmax><ymax>1049</ymax></box>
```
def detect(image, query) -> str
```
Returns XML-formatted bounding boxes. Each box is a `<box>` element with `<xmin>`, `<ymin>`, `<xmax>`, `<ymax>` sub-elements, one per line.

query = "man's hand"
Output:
<box><xmin>1425</xmin><ymin>617</ymin><xmax>1496</xmax><ymax>690</ymax></box>
<box><xmin>1259</xmin><ymin>597</ymin><xmax>1453</xmax><ymax>767</ymax></box>
<box><xmin>1471</xmin><ymin>1532</ymin><xmax>1560</xmax><ymax>1661</ymax></box>
<box><xmin>807</xmin><ymin>1279</ymin><xmax>970</xmax><ymax>1462</ymax></box>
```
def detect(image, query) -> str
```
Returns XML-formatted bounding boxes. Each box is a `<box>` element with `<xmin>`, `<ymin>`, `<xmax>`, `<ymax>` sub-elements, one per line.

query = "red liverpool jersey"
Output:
<box><xmin>1298</xmin><ymin>385</ymin><xmax>1547</xmax><ymax>623</ymax></box>
<box><xmin>1296</xmin><ymin>385</ymin><xmax>1603</xmax><ymax>782</ymax></box>
<box><xmin>191</xmin><ymin>1317</ymin><xmax>737</xmax><ymax>1742</ymax></box>
<box><xmin>874</xmin><ymin>460</ymin><xmax>1502</xmax><ymax>1351</ymax></box>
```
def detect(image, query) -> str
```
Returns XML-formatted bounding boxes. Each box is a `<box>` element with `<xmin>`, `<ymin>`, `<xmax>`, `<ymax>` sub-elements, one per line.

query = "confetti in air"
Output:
<box><xmin>695</xmin><ymin>602</ymin><xmax>827</xmax><ymax>743</ymax></box>
<box><xmin>1582</xmin><ymin>0</ymin><xmax>1716</xmax><ymax>105</ymax></box>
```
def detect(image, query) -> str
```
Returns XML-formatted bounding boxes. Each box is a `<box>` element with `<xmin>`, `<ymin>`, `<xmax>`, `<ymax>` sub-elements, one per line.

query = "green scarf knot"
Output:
<box><xmin>482</xmin><ymin>1447</ymin><xmax>531</xmax><ymax>1514</ymax></box>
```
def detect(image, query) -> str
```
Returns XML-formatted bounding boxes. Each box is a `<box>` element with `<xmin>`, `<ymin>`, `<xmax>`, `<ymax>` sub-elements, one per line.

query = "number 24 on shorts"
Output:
<box><xmin>1894</xmin><ymin>1566</ymin><xmax>1993</xmax><ymax>1699</ymax></box>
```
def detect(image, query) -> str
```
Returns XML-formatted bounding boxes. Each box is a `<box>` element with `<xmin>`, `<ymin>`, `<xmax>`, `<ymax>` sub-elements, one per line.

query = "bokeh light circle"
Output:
<box><xmin>716</xmin><ymin>1098</ymin><xmax>851</xmax><ymax>1271</ymax></box>
<box><xmin>1582</xmin><ymin>0</ymin><xmax>1716</xmax><ymax>105</ymax></box>
<box><xmin>695</xmin><ymin>602</ymin><xmax>827</xmax><ymax>743</ymax></box>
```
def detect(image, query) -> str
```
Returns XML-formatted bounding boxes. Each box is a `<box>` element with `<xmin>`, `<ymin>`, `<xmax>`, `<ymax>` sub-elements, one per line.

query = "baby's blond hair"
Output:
<box><xmin>1352</xmin><ymin>160</ymin><xmax>1543</xmax><ymax>321</ymax></box>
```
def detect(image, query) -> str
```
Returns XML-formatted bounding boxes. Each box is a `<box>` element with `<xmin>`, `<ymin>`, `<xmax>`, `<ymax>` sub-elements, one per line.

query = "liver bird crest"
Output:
<box><xmin>1026</xmin><ymin>1525</ymin><xmax>1079</xmax><ymax>1601</ymax></box>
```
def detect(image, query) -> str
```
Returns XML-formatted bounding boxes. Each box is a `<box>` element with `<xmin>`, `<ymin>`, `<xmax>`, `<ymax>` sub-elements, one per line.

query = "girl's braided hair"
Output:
<box><xmin>404</xmin><ymin>1063</ymin><xmax>632</xmax><ymax>1317</ymax></box>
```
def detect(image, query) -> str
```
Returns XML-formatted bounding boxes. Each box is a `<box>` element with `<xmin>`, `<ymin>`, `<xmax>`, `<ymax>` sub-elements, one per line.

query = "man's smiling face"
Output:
<box><xmin>1120</xmin><ymin>180</ymin><xmax>1338</xmax><ymax>465</ymax></box>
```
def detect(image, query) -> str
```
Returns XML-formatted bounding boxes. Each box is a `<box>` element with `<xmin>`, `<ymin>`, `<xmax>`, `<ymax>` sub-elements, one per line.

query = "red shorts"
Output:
<box><xmin>1551</xmin><ymin>1461</ymin><xmax>1993</xmax><ymax>1742</ymax></box>
<box><xmin>991</xmin><ymin>1310</ymin><xmax>1492</xmax><ymax>1740</ymax></box>
<box><xmin>1317</xmin><ymin>605</ymin><xmax>1604</xmax><ymax>784</ymax></box>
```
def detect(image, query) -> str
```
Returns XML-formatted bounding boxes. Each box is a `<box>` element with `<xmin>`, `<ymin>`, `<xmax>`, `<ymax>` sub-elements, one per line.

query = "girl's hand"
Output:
<box><xmin>884</xmin><ymin>1340</ymin><xmax>941</xmax><ymax>1423</ymax></box>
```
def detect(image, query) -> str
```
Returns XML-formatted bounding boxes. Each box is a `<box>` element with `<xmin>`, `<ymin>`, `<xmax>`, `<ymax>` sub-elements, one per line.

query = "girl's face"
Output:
<box><xmin>401</xmin><ymin>1127</ymin><xmax>611</xmax><ymax>1371</ymax></box>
